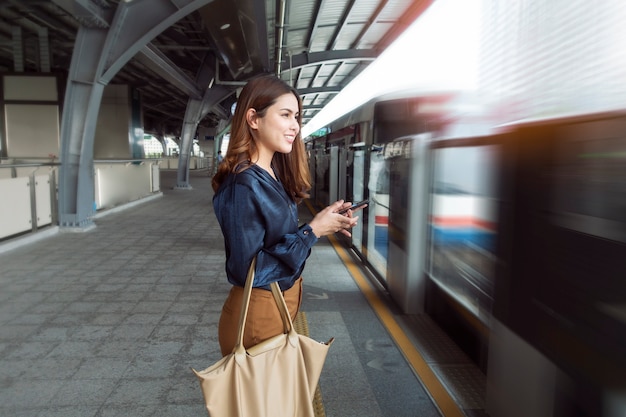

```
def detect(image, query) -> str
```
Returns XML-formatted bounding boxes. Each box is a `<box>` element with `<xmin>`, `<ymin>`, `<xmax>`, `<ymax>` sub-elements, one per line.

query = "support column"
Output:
<box><xmin>175</xmin><ymin>54</ymin><xmax>233</xmax><ymax>189</ymax></box>
<box><xmin>175</xmin><ymin>121</ymin><xmax>196</xmax><ymax>189</ymax></box>
<box><xmin>58</xmin><ymin>27</ymin><xmax>108</xmax><ymax>229</ymax></box>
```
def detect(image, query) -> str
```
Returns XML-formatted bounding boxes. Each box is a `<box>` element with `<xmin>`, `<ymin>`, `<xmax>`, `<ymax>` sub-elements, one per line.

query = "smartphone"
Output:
<box><xmin>338</xmin><ymin>199</ymin><xmax>369</xmax><ymax>214</ymax></box>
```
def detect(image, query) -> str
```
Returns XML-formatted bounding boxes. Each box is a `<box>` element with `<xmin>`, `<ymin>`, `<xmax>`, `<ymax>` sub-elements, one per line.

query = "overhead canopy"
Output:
<box><xmin>0</xmin><ymin>0</ymin><xmax>433</xmax><ymax>135</ymax></box>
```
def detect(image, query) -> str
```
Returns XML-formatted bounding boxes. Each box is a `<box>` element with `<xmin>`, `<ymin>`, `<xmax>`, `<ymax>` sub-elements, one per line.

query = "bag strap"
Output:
<box><xmin>270</xmin><ymin>282</ymin><xmax>299</xmax><ymax>347</ymax></box>
<box><xmin>233</xmin><ymin>257</ymin><xmax>297</xmax><ymax>356</ymax></box>
<box><xmin>234</xmin><ymin>256</ymin><xmax>257</xmax><ymax>354</ymax></box>
<box><xmin>270</xmin><ymin>282</ymin><xmax>296</xmax><ymax>335</ymax></box>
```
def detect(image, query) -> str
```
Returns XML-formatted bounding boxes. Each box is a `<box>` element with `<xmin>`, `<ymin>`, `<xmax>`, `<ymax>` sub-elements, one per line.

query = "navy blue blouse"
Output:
<box><xmin>213</xmin><ymin>164</ymin><xmax>318</xmax><ymax>290</ymax></box>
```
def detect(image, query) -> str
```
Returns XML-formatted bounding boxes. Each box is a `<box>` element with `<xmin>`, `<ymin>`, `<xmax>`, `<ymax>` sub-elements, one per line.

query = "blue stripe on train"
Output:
<box><xmin>432</xmin><ymin>226</ymin><xmax>495</xmax><ymax>252</ymax></box>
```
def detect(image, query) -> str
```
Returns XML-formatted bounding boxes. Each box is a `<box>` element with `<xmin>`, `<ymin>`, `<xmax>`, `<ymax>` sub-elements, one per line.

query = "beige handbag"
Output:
<box><xmin>192</xmin><ymin>257</ymin><xmax>334</xmax><ymax>417</ymax></box>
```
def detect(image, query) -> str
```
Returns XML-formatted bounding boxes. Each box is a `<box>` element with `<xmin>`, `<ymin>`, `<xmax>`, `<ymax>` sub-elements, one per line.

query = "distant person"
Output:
<box><xmin>216</xmin><ymin>150</ymin><xmax>224</xmax><ymax>164</ymax></box>
<box><xmin>211</xmin><ymin>75</ymin><xmax>364</xmax><ymax>356</ymax></box>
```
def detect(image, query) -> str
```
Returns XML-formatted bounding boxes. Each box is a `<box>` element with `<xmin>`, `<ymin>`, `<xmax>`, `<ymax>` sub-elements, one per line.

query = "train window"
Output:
<box><xmin>426</xmin><ymin>144</ymin><xmax>500</xmax><ymax>324</ymax></box>
<box><xmin>550</xmin><ymin>130</ymin><xmax>626</xmax><ymax>243</ymax></box>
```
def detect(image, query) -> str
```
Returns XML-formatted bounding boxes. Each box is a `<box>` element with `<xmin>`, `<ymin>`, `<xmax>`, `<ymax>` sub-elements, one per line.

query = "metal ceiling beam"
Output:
<box><xmin>325</xmin><ymin>60</ymin><xmax>344</xmax><ymax>86</ymax></box>
<box><xmin>286</xmin><ymin>49</ymin><xmax>376</xmax><ymax>71</ymax></box>
<box><xmin>329</xmin><ymin>0</ymin><xmax>357</xmax><ymax>50</ymax></box>
<box><xmin>302</xmin><ymin>103</ymin><xmax>326</xmax><ymax>110</ymax></box>
<box><xmin>251</xmin><ymin>0</ymin><xmax>270</xmax><ymax>70</ymax></box>
<box><xmin>350</xmin><ymin>0</ymin><xmax>389</xmax><ymax>49</ymax></box>
<box><xmin>10</xmin><ymin>0</ymin><xmax>79</xmax><ymax>39</ymax></box>
<box><xmin>98</xmin><ymin>0</ymin><xmax>215</xmax><ymax>83</ymax></box>
<box><xmin>302</xmin><ymin>0</ymin><xmax>328</xmax><ymax>88</ymax></box>
<box><xmin>2</xmin><ymin>2</ymin><xmax>70</xmax><ymax>35</ymax></box>
<box><xmin>308</xmin><ymin>63</ymin><xmax>324</xmax><ymax>89</ymax></box>
<box><xmin>275</xmin><ymin>0</ymin><xmax>287</xmax><ymax>76</ymax></box>
<box><xmin>135</xmin><ymin>44</ymin><xmax>204</xmax><ymax>100</ymax></box>
<box><xmin>298</xmin><ymin>86</ymin><xmax>341</xmax><ymax>95</ymax></box>
<box><xmin>51</xmin><ymin>0</ymin><xmax>113</xmax><ymax>28</ymax></box>
<box><xmin>306</xmin><ymin>0</ymin><xmax>327</xmax><ymax>51</ymax></box>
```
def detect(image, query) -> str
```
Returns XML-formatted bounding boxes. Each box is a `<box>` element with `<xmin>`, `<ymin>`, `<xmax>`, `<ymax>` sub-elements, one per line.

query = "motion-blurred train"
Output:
<box><xmin>305</xmin><ymin>91</ymin><xmax>626</xmax><ymax>417</ymax></box>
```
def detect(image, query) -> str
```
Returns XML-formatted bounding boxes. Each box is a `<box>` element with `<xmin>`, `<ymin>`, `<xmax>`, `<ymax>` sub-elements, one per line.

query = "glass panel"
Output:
<box><xmin>351</xmin><ymin>148</ymin><xmax>366</xmax><ymax>252</ymax></box>
<box><xmin>367</xmin><ymin>147</ymin><xmax>390</xmax><ymax>279</ymax></box>
<box><xmin>427</xmin><ymin>145</ymin><xmax>500</xmax><ymax>323</ymax></box>
<box><xmin>314</xmin><ymin>148</ymin><xmax>329</xmax><ymax>207</ymax></box>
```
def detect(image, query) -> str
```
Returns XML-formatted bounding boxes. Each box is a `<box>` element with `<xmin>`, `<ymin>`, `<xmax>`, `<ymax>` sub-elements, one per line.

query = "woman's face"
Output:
<box><xmin>249</xmin><ymin>93</ymin><xmax>300</xmax><ymax>160</ymax></box>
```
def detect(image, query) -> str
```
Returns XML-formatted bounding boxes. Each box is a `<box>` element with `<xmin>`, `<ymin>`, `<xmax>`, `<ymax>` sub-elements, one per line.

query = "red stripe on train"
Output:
<box><xmin>430</xmin><ymin>216</ymin><xmax>495</xmax><ymax>230</ymax></box>
<box><xmin>375</xmin><ymin>215</ymin><xmax>388</xmax><ymax>225</ymax></box>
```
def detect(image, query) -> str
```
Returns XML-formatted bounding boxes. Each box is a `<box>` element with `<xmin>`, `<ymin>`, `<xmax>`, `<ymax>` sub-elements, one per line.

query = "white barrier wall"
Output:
<box><xmin>0</xmin><ymin>177</ymin><xmax>32</xmax><ymax>238</ymax></box>
<box><xmin>0</xmin><ymin>172</ymin><xmax>53</xmax><ymax>240</ymax></box>
<box><xmin>151</xmin><ymin>163</ymin><xmax>160</xmax><ymax>192</ymax></box>
<box><xmin>157</xmin><ymin>157</ymin><xmax>210</xmax><ymax>170</ymax></box>
<box><xmin>94</xmin><ymin>162</ymin><xmax>157</xmax><ymax>210</ymax></box>
<box><xmin>34</xmin><ymin>174</ymin><xmax>53</xmax><ymax>228</ymax></box>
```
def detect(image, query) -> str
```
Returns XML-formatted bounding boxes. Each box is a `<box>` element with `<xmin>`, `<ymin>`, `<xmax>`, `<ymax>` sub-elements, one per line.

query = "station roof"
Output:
<box><xmin>0</xmin><ymin>0</ymin><xmax>432</xmax><ymax>136</ymax></box>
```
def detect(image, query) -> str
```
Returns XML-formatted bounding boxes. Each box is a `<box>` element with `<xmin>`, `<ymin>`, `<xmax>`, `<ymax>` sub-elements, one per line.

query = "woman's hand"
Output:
<box><xmin>308</xmin><ymin>200</ymin><xmax>360</xmax><ymax>238</ymax></box>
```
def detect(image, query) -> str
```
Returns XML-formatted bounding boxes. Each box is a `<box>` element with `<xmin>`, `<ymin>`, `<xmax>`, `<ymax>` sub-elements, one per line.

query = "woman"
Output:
<box><xmin>212</xmin><ymin>75</ymin><xmax>361</xmax><ymax>356</ymax></box>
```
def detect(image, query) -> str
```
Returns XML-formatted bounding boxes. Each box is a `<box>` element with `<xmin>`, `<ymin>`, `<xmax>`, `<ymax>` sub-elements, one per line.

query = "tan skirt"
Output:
<box><xmin>218</xmin><ymin>277</ymin><xmax>303</xmax><ymax>356</ymax></box>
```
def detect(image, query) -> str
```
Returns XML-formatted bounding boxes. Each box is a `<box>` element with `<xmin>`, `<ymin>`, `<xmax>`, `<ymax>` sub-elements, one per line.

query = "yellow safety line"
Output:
<box><xmin>325</xmin><ymin>230</ymin><xmax>466</xmax><ymax>417</ymax></box>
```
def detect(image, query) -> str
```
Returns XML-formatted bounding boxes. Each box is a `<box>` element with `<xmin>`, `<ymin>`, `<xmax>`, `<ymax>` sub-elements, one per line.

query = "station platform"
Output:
<box><xmin>0</xmin><ymin>169</ymin><xmax>486</xmax><ymax>417</ymax></box>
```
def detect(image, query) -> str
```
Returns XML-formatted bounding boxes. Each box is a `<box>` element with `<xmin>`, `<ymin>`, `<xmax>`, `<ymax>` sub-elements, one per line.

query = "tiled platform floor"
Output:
<box><xmin>0</xmin><ymin>169</ymin><xmax>482</xmax><ymax>417</ymax></box>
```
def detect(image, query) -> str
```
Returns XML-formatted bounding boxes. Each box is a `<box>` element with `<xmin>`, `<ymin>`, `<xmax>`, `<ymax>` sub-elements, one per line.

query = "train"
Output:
<box><xmin>305</xmin><ymin>90</ymin><xmax>626</xmax><ymax>417</ymax></box>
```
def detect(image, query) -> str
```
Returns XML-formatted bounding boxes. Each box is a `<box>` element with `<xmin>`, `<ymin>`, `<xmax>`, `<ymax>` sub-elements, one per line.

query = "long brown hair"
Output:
<box><xmin>212</xmin><ymin>75</ymin><xmax>311</xmax><ymax>202</ymax></box>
